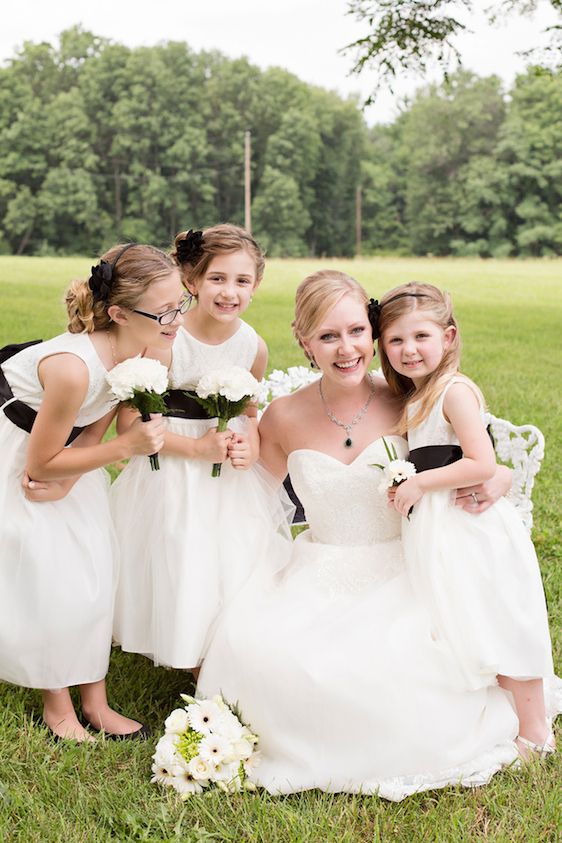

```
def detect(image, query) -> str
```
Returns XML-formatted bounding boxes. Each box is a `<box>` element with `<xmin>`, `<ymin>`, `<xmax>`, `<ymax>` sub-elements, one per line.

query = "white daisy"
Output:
<box><xmin>171</xmin><ymin>768</ymin><xmax>207</xmax><ymax>797</ymax></box>
<box><xmin>243</xmin><ymin>750</ymin><xmax>262</xmax><ymax>776</ymax></box>
<box><xmin>186</xmin><ymin>699</ymin><xmax>224</xmax><ymax>735</ymax></box>
<box><xmin>198</xmin><ymin>734</ymin><xmax>234</xmax><ymax>766</ymax></box>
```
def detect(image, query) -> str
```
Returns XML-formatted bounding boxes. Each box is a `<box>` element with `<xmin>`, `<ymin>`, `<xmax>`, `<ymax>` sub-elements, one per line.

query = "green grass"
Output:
<box><xmin>0</xmin><ymin>256</ymin><xmax>560</xmax><ymax>842</ymax></box>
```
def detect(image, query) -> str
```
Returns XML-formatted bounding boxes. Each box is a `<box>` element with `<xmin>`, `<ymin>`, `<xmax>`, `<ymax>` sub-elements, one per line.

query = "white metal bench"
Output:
<box><xmin>258</xmin><ymin>367</ymin><xmax>544</xmax><ymax>532</ymax></box>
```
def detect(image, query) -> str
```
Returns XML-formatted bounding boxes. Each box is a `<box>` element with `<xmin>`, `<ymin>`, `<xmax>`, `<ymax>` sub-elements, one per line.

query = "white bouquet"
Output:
<box><xmin>256</xmin><ymin>365</ymin><xmax>321</xmax><ymax>406</ymax></box>
<box><xmin>372</xmin><ymin>438</ymin><xmax>417</xmax><ymax>516</ymax></box>
<box><xmin>151</xmin><ymin>694</ymin><xmax>260</xmax><ymax>798</ymax></box>
<box><xmin>106</xmin><ymin>356</ymin><xmax>169</xmax><ymax>470</ymax></box>
<box><xmin>187</xmin><ymin>366</ymin><xmax>259</xmax><ymax>477</ymax></box>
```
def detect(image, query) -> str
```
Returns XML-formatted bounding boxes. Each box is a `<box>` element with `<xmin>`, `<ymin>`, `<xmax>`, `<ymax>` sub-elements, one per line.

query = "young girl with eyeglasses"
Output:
<box><xmin>111</xmin><ymin>224</ymin><xmax>288</xmax><ymax>674</ymax></box>
<box><xmin>0</xmin><ymin>243</ymin><xmax>186</xmax><ymax>741</ymax></box>
<box><xmin>376</xmin><ymin>281</ymin><xmax>558</xmax><ymax>759</ymax></box>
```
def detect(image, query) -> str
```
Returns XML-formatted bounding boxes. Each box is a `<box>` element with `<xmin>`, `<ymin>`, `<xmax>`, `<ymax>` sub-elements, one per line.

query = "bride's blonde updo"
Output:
<box><xmin>65</xmin><ymin>244</ymin><xmax>175</xmax><ymax>333</ymax></box>
<box><xmin>292</xmin><ymin>270</ymin><xmax>368</xmax><ymax>359</ymax></box>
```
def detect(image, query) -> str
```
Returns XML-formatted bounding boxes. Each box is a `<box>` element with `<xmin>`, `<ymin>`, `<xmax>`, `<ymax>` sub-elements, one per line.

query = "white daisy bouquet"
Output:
<box><xmin>187</xmin><ymin>366</ymin><xmax>259</xmax><ymax>477</ymax></box>
<box><xmin>372</xmin><ymin>437</ymin><xmax>417</xmax><ymax>502</ymax></box>
<box><xmin>151</xmin><ymin>694</ymin><xmax>260</xmax><ymax>798</ymax></box>
<box><xmin>106</xmin><ymin>356</ymin><xmax>169</xmax><ymax>470</ymax></box>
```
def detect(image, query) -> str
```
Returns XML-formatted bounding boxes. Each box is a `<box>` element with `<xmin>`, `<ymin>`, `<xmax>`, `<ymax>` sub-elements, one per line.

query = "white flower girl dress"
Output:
<box><xmin>402</xmin><ymin>376</ymin><xmax>554</xmax><ymax>691</ymax></box>
<box><xmin>0</xmin><ymin>335</ymin><xmax>119</xmax><ymax>689</ymax></box>
<box><xmin>111</xmin><ymin>322</ymin><xmax>290</xmax><ymax>669</ymax></box>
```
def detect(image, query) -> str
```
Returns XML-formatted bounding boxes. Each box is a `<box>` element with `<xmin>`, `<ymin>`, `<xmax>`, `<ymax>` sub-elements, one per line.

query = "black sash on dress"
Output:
<box><xmin>408</xmin><ymin>444</ymin><xmax>463</xmax><ymax>472</ymax></box>
<box><xmin>0</xmin><ymin>340</ymin><xmax>84</xmax><ymax>445</ymax></box>
<box><xmin>163</xmin><ymin>390</ymin><xmax>210</xmax><ymax>420</ymax></box>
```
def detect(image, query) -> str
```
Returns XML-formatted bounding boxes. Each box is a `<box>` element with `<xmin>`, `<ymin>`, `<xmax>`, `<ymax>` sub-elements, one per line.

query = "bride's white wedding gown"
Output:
<box><xmin>198</xmin><ymin>436</ymin><xmax>559</xmax><ymax>800</ymax></box>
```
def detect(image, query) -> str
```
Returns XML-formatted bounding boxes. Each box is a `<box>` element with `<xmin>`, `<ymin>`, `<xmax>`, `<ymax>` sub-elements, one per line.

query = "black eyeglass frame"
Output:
<box><xmin>132</xmin><ymin>296</ymin><xmax>192</xmax><ymax>326</ymax></box>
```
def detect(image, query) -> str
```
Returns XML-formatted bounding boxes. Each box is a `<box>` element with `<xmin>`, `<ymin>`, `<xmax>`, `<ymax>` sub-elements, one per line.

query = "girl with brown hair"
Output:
<box><xmin>111</xmin><ymin>224</ymin><xmax>285</xmax><ymax>674</ymax></box>
<box><xmin>0</xmin><ymin>243</ymin><xmax>184</xmax><ymax>740</ymax></box>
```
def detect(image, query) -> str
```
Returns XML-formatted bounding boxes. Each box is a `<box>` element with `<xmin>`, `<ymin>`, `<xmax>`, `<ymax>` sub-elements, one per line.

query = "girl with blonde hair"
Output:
<box><xmin>377</xmin><ymin>281</ymin><xmax>556</xmax><ymax>758</ymax></box>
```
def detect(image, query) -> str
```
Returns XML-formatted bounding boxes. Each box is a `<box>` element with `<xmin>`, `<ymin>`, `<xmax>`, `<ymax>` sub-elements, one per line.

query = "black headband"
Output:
<box><xmin>367</xmin><ymin>293</ymin><xmax>430</xmax><ymax>340</ymax></box>
<box><xmin>88</xmin><ymin>242</ymin><xmax>138</xmax><ymax>304</ymax></box>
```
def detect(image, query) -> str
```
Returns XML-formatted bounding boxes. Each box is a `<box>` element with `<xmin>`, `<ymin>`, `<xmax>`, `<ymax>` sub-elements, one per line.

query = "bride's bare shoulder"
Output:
<box><xmin>260</xmin><ymin>383</ymin><xmax>317</xmax><ymax>428</ymax></box>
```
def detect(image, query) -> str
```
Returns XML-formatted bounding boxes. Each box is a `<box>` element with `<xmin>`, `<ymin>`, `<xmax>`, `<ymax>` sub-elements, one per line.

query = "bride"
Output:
<box><xmin>197</xmin><ymin>269</ymin><xmax>558</xmax><ymax>800</ymax></box>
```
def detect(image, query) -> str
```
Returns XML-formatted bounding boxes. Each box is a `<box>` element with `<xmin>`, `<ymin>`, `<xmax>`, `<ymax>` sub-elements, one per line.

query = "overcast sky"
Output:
<box><xmin>1</xmin><ymin>0</ymin><xmax>558</xmax><ymax>124</ymax></box>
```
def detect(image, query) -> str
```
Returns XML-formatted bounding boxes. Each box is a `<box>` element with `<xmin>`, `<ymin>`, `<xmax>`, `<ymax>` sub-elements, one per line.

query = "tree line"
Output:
<box><xmin>1</xmin><ymin>27</ymin><xmax>561</xmax><ymax>257</ymax></box>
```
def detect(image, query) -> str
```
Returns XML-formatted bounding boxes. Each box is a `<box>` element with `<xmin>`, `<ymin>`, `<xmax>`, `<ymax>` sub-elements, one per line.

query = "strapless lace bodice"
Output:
<box><xmin>287</xmin><ymin>436</ymin><xmax>407</xmax><ymax>546</ymax></box>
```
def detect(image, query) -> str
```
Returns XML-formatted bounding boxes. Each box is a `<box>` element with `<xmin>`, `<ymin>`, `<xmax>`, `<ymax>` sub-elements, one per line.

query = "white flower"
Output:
<box><xmin>195</xmin><ymin>366</ymin><xmax>259</xmax><ymax>403</ymax></box>
<box><xmin>243</xmin><ymin>750</ymin><xmax>261</xmax><ymax>776</ymax></box>
<box><xmin>232</xmin><ymin>738</ymin><xmax>254</xmax><ymax>761</ymax></box>
<box><xmin>164</xmin><ymin>708</ymin><xmax>189</xmax><ymax>735</ymax></box>
<box><xmin>212</xmin><ymin>761</ymin><xmax>243</xmax><ymax>790</ymax></box>
<box><xmin>106</xmin><ymin>356</ymin><xmax>168</xmax><ymax>401</ymax></box>
<box><xmin>378</xmin><ymin>459</ymin><xmax>417</xmax><ymax>491</ymax></box>
<box><xmin>214</xmin><ymin>709</ymin><xmax>244</xmax><ymax>741</ymax></box>
<box><xmin>186</xmin><ymin>699</ymin><xmax>224</xmax><ymax>735</ymax></box>
<box><xmin>198</xmin><ymin>734</ymin><xmax>235</xmax><ymax>766</ymax></box>
<box><xmin>151</xmin><ymin>738</ymin><xmax>181</xmax><ymax>786</ymax></box>
<box><xmin>187</xmin><ymin>755</ymin><xmax>215</xmax><ymax>781</ymax></box>
<box><xmin>171</xmin><ymin>769</ymin><xmax>207</xmax><ymax>796</ymax></box>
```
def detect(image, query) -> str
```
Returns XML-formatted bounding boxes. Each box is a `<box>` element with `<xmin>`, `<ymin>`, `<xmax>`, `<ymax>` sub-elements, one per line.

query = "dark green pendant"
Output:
<box><xmin>344</xmin><ymin>437</ymin><xmax>353</xmax><ymax>448</ymax></box>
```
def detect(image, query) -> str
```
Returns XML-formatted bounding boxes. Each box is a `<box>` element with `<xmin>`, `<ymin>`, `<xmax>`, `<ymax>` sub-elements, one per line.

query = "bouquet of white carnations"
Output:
<box><xmin>187</xmin><ymin>366</ymin><xmax>259</xmax><ymax>477</ymax></box>
<box><xmin>372</xmin><ymin>437</ymin><xmax>417</xmax><ymax>499</ymax></box>
<box><xmin>106</xmin><ymin>356</ymin><xmax>169</xmax><ymax>470</ymax></box>
<box><xmin>151</xmin><ymin>694</ymin><xmax>260</xmax><ymax>797</ymax></box>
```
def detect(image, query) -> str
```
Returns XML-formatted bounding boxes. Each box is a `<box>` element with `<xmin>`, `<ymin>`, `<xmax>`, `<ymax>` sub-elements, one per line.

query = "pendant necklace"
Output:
<box><xmin>318</xmin><ymin>376</ymin><xmax>375</xmax><ymax>448</ymax></box>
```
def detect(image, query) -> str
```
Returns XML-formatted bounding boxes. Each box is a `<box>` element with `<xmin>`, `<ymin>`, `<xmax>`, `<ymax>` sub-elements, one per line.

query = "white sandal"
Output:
<box><xmin>516</xmin><ymin>727</ymin><xmax>556</xmax><ymax>760</ymax></box>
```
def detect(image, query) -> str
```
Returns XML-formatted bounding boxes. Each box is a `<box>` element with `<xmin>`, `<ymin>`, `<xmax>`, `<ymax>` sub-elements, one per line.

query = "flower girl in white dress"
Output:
<box><xmin>376</xmin><ymin>282</ymin><xmax>557</xmax><ymax>758</ymax></box>
<box><xmin>0</xmin><ymin>244</ymin><xmax>185</xmax><ymax>740</ymax></box>
<box><xmin>111</xmin><ymin>225</ymin><xmax>288</xmax><ymax>672</ymax></box>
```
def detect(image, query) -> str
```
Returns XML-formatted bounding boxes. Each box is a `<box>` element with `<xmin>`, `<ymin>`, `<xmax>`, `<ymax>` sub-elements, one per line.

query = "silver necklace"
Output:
<box><xmin>318</xmin><ymin>376</ymin><xmax>375</xmax><ymax>448</ymax></box>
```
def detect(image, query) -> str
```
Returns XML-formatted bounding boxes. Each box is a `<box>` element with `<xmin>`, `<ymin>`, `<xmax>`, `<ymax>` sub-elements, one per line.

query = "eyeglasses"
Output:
<box><xmin>132</xmin><ymin>296</ymin><xmax>192</xmax><ymax>326</ymax></box>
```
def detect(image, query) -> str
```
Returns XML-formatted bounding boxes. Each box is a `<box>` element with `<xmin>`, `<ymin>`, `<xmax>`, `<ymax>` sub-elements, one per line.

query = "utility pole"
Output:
<box><xmin>355</xmin><ymin>184</ymin><xmax>362</xmax><ymax>257</ymax></box>
<box><xmin>244</xmin><ymin>131</ymin><xmax>252</xmax><ymax>234</ymax></box>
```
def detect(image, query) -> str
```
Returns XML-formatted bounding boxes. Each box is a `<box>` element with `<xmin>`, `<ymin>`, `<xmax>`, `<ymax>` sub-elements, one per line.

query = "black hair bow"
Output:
<box><xmin>176</xmin><ymin>229</ymin><xmax>204</xmax><ymax>265</ymax></box>
<box><xmin>367</xmin><ymin>298</ymin><xmax>382</xmax><ymax>340</ymax></box>
<box><xmin>88</xmin><ymin>260</ymin><xmax>114</xmax><ymax>303</ymax></box>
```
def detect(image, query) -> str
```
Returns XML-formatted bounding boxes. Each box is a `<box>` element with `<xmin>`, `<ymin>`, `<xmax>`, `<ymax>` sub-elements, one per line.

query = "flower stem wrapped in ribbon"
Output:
<box><xmin>186</xmin><ymin>366</ymin><xmax>259</xmax><ymax>477</ymax></box>
<box><xmin>371</xmin><ymin>437</ymin><xmax>417</xmax><ymax>517</ymax></box>
<box><xmin>151</xmin><ymin>693</ymin><xmax>260</xmax><ymax>797</ymax></box>
<box><xmin>106</xmin><ymin>357</ymin><xmax>169</xmax><ymax>470</ymax></box>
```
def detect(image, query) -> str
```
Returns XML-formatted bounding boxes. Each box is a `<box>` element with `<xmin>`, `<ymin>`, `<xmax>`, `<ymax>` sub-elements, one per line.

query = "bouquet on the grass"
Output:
<box><xmin>187</xmin><ymin>366</ymin><xmax>259</xmax><ymax>477</ymax></box>
<box><xmin>372</xmin><ymin>438</ymin><xmax>417</xmax><ymax>513</ymax></box>
<box><xmin>106</xmin><ymin>356</ymin><xmax>169</xmax><ymax>470</ymax></box>
<box><xmin>151</xmin><ymin>694</ymin><xmax>260</xmax><ymax>797</ymax></box>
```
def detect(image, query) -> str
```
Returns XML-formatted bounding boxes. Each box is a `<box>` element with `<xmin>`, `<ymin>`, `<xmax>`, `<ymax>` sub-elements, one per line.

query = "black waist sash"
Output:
<box><xmin>408</xmin><ymin>444</ymin><xmax>463</xmax><ymax>472</ymax></box>
<box><xmin>164</xmin><ymin>390</ymin><xmax>210</xmax><ymax>420</ymax></box>
<box><xmin>0</xmin><ymin>340</ymin><xmax>84</xmax><ymax>445</ymax></box>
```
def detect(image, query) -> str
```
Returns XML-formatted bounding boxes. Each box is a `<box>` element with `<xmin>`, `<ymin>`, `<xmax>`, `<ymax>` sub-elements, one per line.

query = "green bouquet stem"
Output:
<box><xmin>212</xmin><ymin>417</ymin><xmax>229</xmax><ymax>477</ymax></box>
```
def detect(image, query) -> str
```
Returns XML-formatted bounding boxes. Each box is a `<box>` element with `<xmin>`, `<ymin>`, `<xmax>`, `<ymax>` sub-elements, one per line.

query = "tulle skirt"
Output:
<box><xmin>0</xmin><ymin>415</ymin><xmax>115</xmax><ymax>689</ymax></box>
<box><xmin>402</xmin><ymin>491</ymin><xmax>554</xmax><ymax>690</ymax></box>
<box><xmin>111</xmin><ymin>416</ymin><xmax>292</xmax><ymax>669</ymax></box>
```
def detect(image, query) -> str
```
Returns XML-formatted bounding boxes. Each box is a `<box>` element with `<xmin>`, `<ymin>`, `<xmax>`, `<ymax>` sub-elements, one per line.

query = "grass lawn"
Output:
<box><xmin>0</xmin><ymin>256</ymin><xmax>560</xmax><ymax>842</ymax></box>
